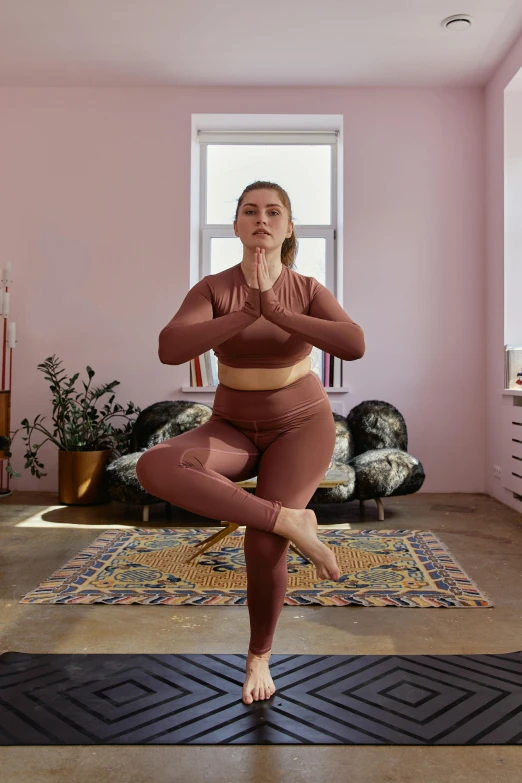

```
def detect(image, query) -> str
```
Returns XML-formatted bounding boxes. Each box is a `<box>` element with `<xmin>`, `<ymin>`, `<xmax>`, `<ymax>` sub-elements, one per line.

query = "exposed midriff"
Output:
<box><xmin>217</xmin><ymin>355</ymin><xmax>312</xmax><ymax>391</ymax></box>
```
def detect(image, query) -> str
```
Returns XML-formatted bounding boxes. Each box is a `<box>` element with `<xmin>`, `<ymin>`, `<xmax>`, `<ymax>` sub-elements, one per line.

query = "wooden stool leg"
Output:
<box><xmin>192</xmin><ymin>527</ymin><xmax>222</xmax><ymax>548</ymax></box>
<box><xmin>375</xmin><ymin>497</ymin><xmax>384</xmax><ymax>521</ymax></box>
<box><xmin>192</xmin><ymin>523</ymin><xmax>236</xmax><ymax>551</ymax></box>
<box><xmin>289</xmin><ymin>543</ymin><xmax>312</xmax><ymax>564</ymax></box>
<box><xmin>185</xmin><ymin>523</ymin><xmax>239</xmax><ymax>563</ymax></box>
<box><xmin>143</xmin><ymin>504</ymin><xmax>149</xmax><ymax>523</ymax></box>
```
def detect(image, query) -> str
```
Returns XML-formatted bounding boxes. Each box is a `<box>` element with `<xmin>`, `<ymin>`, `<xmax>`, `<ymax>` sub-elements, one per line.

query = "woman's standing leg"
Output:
<box><xmin>242</xmin><ymin>395</ymin><xmax>337</xmax><ymax>704</ymax></box>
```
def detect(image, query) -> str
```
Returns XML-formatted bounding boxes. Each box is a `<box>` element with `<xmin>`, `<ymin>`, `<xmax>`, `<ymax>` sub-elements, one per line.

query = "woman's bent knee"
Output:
<box><xmin>135</xmin><ymin>447</ymin><xmax>166</xmax><ymax>486</ymax></box>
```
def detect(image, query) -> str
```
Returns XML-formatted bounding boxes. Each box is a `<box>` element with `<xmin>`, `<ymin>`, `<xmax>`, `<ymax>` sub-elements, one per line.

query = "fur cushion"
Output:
<box><xmin>347</xmin><ymin>399</ymin><xmax>408</xmax><ymax>453</ymax></box>
<box><xmin>131</xmin><ymin>400</ymin><xmax>213</xmax><ymax>452</ymax></box>
<box><xmin>349</xmin><ymin>448</ymin><xmax>425</xmax><ymax>500</ymax></box>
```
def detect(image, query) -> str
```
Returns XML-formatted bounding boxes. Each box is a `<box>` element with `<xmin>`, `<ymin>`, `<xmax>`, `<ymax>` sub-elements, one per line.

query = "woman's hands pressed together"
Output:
<box><xmin>244</xmin><ymin>247</ymin><xmax>273</xmax><ymax>291</ymax></box>
<box><xmin>255</xmin><ymin>247</ymin><xmax>272</xmax><ymax>293</ymax></box>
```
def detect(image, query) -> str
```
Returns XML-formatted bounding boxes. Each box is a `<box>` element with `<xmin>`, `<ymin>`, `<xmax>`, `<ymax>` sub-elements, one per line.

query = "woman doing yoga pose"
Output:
<box><xmin>136</xmin><ymin>181</ymin><xmax>365</xmax><ymax>705</ymax></box>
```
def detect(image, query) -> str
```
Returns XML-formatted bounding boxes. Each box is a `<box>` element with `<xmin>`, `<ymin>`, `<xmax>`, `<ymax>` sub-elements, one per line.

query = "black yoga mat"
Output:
<box><xmin>1</xmin><ymin>650</ymin><xmax>522</xmax><ymax>745</ymax></box>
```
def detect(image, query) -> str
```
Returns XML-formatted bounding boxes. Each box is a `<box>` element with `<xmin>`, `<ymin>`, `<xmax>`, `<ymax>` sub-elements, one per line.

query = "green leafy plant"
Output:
<box><xmin>0</xmin><ymin>354</ymin><xmax>142</xmax><ymax>479</ymax></box>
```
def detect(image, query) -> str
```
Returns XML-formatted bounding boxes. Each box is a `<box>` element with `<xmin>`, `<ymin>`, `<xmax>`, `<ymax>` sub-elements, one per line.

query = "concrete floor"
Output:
<box><xmin>1</xmin><ymin>490</ymin><xmax>521</xmax><ymax>782</ymax></box>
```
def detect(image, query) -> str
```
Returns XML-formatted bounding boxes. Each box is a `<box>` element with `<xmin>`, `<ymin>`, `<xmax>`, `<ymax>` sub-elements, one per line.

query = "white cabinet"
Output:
<box><xmin>501</xmin><ymin>402</ymin><xmax>522</xmax><ymax>495</ymax></box>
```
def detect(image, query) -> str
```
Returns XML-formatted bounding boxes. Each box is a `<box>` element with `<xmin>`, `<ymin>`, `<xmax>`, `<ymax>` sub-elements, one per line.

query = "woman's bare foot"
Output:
<box><xmin>273</xmin><ymin>507</ymin><xmax>341</xmax><ymax>581</ymax></box>
<box><xmin>242</xmin><ymin>648</ymin><xmax>276</xmax><ymax>705</ymax></box>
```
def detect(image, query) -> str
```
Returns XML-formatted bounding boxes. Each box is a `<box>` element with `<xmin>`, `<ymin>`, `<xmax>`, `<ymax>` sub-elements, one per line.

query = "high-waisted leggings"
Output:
<box><xmin>135</xmin><ymin>369</ymin><xmax>336</xmax><ymax>656</ymax></box>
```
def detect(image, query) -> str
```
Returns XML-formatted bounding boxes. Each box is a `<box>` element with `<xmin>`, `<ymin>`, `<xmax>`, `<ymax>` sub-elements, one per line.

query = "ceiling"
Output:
<box><xmin>0</xmin><ymin>0</ymin><xmax>521</xmax><ymax>88</ymax></box>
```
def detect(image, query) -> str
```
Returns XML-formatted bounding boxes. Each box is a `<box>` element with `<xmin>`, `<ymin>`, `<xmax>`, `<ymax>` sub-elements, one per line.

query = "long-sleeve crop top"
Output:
<box><xmin>158</xmin><ymin>262</ymin><xmax>365</xmax><ymax>368</ymax></box>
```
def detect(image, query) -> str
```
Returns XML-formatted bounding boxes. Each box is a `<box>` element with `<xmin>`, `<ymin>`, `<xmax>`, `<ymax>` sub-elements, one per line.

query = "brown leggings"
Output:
<box><xmin>135</xmin><ymin>370</ymin><xmax>336</xmax><ymax>655</ymax></box>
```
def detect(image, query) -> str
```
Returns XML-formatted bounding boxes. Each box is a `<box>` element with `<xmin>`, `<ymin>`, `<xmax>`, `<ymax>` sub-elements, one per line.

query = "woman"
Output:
<box><xmin>136</xmin><ymin>180</ymin><xmax>365</xmax><ymax>705</ymax></box>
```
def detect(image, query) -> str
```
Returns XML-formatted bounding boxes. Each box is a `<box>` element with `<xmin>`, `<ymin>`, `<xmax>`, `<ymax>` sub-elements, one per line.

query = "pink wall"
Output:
<box><xmin>0</xmin><ymin>86</ymin><xmax>485</xmax><ymax>495</ymax></box>
<box><xmin>486</xmin><ymin>35</ymin><xmax>522</xmax><ymax>515</ymax></box>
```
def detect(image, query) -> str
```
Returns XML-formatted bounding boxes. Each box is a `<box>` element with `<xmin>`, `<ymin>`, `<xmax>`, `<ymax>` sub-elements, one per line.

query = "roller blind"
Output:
<box><xmin>197</xmin><ymin>130</ymin><xmax>339</xmax><ymax>144</ymax></box>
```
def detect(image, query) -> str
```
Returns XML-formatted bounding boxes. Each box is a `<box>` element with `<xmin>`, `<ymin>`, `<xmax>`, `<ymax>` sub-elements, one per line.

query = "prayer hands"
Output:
<box><xmin>255</xmin><ymin>248</ymin><xmax>272</xmax><ymax>293</ymax></box>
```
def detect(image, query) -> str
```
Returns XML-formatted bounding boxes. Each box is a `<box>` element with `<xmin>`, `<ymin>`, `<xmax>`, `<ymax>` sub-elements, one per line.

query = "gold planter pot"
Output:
<box><xmin>58</xmin><ymin>449</ymin><xmax>112</xmax><ymax>505</ymax></box>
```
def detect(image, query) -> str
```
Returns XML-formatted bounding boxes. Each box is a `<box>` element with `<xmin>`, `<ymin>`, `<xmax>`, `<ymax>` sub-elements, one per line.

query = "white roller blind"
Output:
<box><xmin>197</xmin><ymin>130</ymin><xmax>338</xmax><ymax>144</ymax></box>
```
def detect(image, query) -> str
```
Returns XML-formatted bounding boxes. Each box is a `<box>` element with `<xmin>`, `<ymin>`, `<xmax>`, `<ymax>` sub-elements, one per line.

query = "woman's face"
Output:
<box><xmin>234</xmin><ymin>189</ymin><xmax>293</xmax><ymax>252</ymax></box>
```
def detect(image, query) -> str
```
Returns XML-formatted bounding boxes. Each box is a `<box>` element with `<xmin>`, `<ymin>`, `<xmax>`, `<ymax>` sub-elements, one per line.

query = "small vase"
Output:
<box><xmin>58</xmin><ymin>449</ymin><xmax>112</xmax><ymax>505</ymax></box>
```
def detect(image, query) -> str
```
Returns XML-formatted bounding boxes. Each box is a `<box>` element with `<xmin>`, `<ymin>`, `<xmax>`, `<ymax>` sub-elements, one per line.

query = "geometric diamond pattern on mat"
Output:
<box><xmin>1</xmin><ymin>651</ymin><xmax>521</xmax><ymax>745</ymax></box>
<box><xmin>19</xmin><ymin>529</ymin><xmax>493</xmax><ymax>607</ymax></box>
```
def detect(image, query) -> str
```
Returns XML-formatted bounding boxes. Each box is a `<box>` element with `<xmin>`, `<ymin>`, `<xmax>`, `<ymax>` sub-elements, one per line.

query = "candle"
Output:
<box><xmin>7</xmin><ymin>322</ymin><xmax>15</xmax><ymax>349</ymax></box>
<box><xmin>2</xmin><ymin>292</ymin><xmax>9</xmax><ymax>318</ymax></box>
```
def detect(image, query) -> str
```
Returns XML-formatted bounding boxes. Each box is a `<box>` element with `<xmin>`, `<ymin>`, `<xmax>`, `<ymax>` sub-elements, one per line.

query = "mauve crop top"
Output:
<box><xmin>158</xmin><ymin>262</ymin><xmax>365</xmax><ymax>369</ymax></box>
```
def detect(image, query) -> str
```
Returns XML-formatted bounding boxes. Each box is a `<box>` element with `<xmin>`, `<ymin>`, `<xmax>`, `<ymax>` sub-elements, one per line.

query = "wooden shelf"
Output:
<box><xmin>181</xmin><ymin>385</ymin><xmax>350</xmax><ymax>393</ymax></box>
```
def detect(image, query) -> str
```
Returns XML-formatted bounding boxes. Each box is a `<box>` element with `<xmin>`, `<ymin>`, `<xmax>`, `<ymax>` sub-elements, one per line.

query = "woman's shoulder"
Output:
<box><xmin>203</xmin><ymin>263</ymin><xmax>241</xmax><ymax>289</ymax></box>
<box><xmin>286</xmin><ymin>265</ymin><xmax>322</xmax><ymax>297</ymax></box>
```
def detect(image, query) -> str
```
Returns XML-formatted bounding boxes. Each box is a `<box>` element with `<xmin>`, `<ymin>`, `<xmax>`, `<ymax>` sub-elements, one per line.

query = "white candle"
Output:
<box><xmin>7</xmin><ymin>322</ymin><xmax>15</xmax><ymax>349</ymax></box>
<box><xmin>2</xmin><ymin>292</ymin><xmax>8</xmax><ymax>317</ymax></box>
<box><xmin>4</xmin><ymin>262</ymin><xmax>12</xmax><ymax>286</ymax></box>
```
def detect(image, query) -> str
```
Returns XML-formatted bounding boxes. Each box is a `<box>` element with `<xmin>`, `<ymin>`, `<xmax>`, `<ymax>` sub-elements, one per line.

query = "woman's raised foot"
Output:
<box><xmin>273</xmin><ymin>507</ymin><xmax>340</xmax><ymax>581</ymax></box>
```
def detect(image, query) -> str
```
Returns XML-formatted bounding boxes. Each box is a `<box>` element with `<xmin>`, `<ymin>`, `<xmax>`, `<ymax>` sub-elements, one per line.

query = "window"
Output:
<box><xmin>196</xmin><ymin>128</ymin><xmax>339</xmax><ymax>379</ymax></box>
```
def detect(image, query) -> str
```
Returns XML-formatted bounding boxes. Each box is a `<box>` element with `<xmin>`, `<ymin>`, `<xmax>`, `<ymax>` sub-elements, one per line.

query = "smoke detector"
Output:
<box><xmin>441</xmin><ymin>13</ymin><xmax>473</xmax><ymax>31</ymax></box>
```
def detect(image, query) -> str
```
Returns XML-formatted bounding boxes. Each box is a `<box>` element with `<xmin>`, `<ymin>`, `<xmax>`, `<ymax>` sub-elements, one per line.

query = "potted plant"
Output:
<box><xmin>0</xmin><ymin>354</ymin><xmax>141</xmax><ymax>505</ymax></box>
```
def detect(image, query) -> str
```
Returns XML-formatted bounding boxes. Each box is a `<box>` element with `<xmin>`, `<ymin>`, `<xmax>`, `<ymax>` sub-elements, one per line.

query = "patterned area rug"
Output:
<box><xmin>1</xmin><ymin>650</ymin><xmax>521</xmax><ymax>744</ymax></box>
<box><xmin>19</xmin><ymin>529</ymin><xmax>492</xmax><ymax>607</ymax></box>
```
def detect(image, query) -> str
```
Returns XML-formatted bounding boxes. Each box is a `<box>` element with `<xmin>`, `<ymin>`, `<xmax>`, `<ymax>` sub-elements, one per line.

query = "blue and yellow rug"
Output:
<box><xmin>19</xmin><ymin>528</ymin><xmax>492</xmax><ymax>607</ymax></box>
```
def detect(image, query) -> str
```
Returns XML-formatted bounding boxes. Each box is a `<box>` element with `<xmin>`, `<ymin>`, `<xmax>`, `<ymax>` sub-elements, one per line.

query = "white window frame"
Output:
<box><xmin>191</xmin><ymin>116</ymin><xmax>344</xmax><ymax>305</ymax></box>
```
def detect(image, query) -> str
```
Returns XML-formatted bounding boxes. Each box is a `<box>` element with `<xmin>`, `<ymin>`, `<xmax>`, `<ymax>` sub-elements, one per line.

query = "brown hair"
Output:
<box><xmin>235</xmin><ymin>180</ymin><xmax>298</xmax><ymax>269</ymax></box>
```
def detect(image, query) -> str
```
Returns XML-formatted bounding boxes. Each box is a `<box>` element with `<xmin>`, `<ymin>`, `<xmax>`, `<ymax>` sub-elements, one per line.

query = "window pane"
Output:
<box><xmin>210</xmin><ymin>237</ymin><xmax>325</xmax><ymax>283</ymax></box>
<box><xmin>206</xmin><ymin>145</ymin><xmax>331</xmax><ymax>225</ymax></box>
<box><xmin>209</xmin><ymin>237</ymin><xmax>326</xmax><ymax>379</ymax></box>
<box><xmin>292</xmin><ymin>237</ymin><xmax>326</xmax><ymax>285</ymax></box>
<box><xmin>210</xmin><ymin>237</ymin><xmax>243</xmax><ymax>275</ymax></box>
